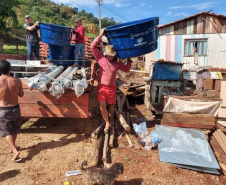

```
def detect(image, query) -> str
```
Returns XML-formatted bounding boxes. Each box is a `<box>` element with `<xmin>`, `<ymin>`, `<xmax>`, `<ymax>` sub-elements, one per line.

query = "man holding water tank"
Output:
<box><xmin>73</xmin><ymin>18</ymin><xmax>86</xmax><ymax>68</ymax></box>
<box><xmin>24</xmin><ymin>15</ymin><xmax>40</xmax><ymax>60</ymax></box>
<box><xmin>90</xmin><ymin>28</ymin><xmax>132</xmax><ymax>133</ymax></box>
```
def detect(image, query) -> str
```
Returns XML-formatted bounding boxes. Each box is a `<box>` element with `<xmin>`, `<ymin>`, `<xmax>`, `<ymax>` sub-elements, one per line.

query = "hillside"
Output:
<box><xmin>0</xmin><ymin>0</ymin><xmax>118</xmax><ymax>41</ymax></box>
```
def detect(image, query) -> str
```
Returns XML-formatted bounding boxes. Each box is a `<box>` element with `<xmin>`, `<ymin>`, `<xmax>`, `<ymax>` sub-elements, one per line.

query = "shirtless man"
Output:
<box><xmin>0</xmin><ymin>60</ymin><xmax>24</xmax><ymax>161</ymax></box>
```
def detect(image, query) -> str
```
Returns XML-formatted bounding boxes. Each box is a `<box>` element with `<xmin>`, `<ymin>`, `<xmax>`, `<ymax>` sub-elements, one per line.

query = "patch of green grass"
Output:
<box><xmin>3</xmin><ymin>44</ymin><xmax>27</xmax><ymax>55</ymax></box>
<box><xmin>86</xmin><ymin>33</ymin><xmax>97</xmax><ymax>38</ymax></box>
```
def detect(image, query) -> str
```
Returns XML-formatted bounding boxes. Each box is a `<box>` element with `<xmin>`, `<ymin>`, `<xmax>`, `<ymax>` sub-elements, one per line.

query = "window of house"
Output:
<box><xmin>184</xmin><ymin>39</ymin><xmax>208</xmax><ymax>56</ymax></box>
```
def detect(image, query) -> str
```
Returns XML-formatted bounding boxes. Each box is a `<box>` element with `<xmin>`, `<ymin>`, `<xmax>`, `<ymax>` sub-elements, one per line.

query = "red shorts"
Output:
<box><xmin>98</xmin><ymin>85</ymin><xmax>116</xmax><ymax>105</ymax></box>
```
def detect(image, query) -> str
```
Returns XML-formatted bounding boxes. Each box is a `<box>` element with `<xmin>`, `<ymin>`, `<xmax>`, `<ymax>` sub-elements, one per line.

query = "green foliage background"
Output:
<box><xmin>0</xmin><ymin>0</ymin><xmax>119</xmax><ymax>43</ymax></box>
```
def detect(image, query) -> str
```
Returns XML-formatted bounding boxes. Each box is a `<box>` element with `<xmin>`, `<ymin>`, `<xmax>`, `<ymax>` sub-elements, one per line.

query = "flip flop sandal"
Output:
<box><xmin>11</xmin><ymin>158</ymin><xmax>22</xmax><ymax>162</ymax></box>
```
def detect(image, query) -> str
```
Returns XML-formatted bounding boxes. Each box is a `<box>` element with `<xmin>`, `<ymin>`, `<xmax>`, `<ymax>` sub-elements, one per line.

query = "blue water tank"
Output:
<box><xmin>39</xmin><ymin>23</ymin><xmax>73</xmax><ymax>46</ymax></box>
<box><xmin>48</xmin><ymin>44</ymin><xmax>75</xmax><ymax>66</ymax></box>
<box><xmin>105</xmin><ymin>17</ymin><xmax>159</xmax><ymax>59</ymax></box>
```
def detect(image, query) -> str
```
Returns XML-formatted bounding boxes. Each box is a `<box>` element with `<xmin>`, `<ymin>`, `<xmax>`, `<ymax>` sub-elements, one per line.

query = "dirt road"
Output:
<box><xmin>0</xmin><ymin>112</ymin><xmax>225</xmax><ymax>185</ymax></box>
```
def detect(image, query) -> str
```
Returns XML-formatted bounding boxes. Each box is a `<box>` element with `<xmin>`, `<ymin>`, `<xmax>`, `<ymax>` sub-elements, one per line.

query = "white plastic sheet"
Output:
<box><xmin>163</xmin><ymin>97</ymin><xmax>221</xmax><ymax>117</ymax></box>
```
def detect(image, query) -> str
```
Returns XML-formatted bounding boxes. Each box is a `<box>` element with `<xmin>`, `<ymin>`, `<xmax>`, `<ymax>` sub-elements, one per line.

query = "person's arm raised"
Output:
<box><xmin>26</xmin><ymin>21</ymin><xmax>39</xmax><ymax>31</ymax></box>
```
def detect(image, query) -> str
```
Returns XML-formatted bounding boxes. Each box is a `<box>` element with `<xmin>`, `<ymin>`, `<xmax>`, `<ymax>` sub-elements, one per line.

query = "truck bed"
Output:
<box><xmin>19</xmin><ymin>79</ymin><xmax>89</xmax><ymax>118</ymax></box>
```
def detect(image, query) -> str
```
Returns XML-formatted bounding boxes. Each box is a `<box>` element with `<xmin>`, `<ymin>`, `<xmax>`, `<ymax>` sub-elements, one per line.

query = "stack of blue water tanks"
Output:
<box><xmin>39</xmin><ymin>23</ymin><xmax>75</xmax><ymax>66</ymax></box>
<box><xmin>39</xmin><ymin>17</ymin><xmax>159</xmax><ymax>64</ymax></box>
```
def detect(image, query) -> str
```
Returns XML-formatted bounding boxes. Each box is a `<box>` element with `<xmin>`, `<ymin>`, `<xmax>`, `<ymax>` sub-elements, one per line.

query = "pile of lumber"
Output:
<box><xmin>91</xmin><ymin>88</ymin><xmax>144</xmax><ymax>166</ymax></box>
<box><xmin>213</xmin><ymin>129</ymin><xmax>226</xmax><ymax>154</ymax></box>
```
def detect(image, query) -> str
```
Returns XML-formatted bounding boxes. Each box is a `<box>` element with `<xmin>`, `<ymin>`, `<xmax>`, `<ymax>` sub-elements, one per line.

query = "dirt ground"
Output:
<box><xmin>0</xmin><ymin>87</ymin><xmax>226</xmax><ymax>185</ymax></box>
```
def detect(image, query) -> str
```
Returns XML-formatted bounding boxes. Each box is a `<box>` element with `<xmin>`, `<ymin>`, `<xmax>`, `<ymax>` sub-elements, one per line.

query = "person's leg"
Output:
<box><xmin>80</xmin><ymin>44</ymin><xmax>86</xmax><ymax>67</ymax></box>
<box><xmin>99</xmin><ymin>101</ymin><xmax>111</xmax><ymax>132</ymax></box>
<box><xmin>33</xmin><ymin>42</ymin><xmax>40</xmax><ymax>60</ymax></box>
<box><xmin>74</xmin><ymin>44</ymin><xmax>80</xmax><ymax>66</ymax></box>
<box><xmin>5</xmin><ymin>135</ymin><xmax>20</xmax><ymax>160</ymax></box>
<box><xmin>108</xmin><ymin>104</ymin><xmax>115</xmax><ymax>125</ymax></box>
<box><xmin>9</xmin><ymin>133</ymin><xmax>17</xmax><ymax>153</ymax></box>
<box><xmin>26</xmin><ymin>42</ymin><xmax>33</xmax><ymax>60</ymax></box>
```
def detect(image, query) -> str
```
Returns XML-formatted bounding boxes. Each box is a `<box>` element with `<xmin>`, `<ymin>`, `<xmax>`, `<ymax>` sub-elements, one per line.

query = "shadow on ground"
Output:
<box><xmin>115</xmin><ymin>178</ymin><xmax>143</xmax><ymax>185</ymax></box>
<box><xmin>0</xmin><ymin>170</ymin><xmax>21</xmax><ymax>182</ymax></box>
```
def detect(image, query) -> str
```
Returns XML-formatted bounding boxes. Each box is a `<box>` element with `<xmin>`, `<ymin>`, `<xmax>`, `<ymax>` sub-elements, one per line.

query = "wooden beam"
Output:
<box><xmin>115</xmin><ymin>109</ymin><xmax>131</xmax><ymax>132</ymax></box>
<box><xmin>109</xmin><ymin>121</ymin><xmax>115</xmax><ymax>148</ymax></box>
<box><xmin>91</xmin><ymin>122</ymin><xmax>105</xmax><ymax>139</ymax></box>
<box><xmin>162</xmin><ymin>113</ymin><xmax>215</xmax><ymax>126</ymax></box>
<box><xmin>103</xmin><ymin>132</ymin><xmax>109</xmax><ymax>162</ymax></box>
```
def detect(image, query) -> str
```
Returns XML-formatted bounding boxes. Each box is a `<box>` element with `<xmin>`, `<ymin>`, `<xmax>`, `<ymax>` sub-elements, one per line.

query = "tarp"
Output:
<box><xmin>152</xmin><ymin>63</ymin><xmax>182</xmax><ymax>80</ymax></box>
<box><xmin>156</xmin><ymin>125</ymin><xmax>220</xmax><ymax>174</ymax></box>
<box><xmin>163</xmin><ymin>97</ymin><xmax>221</xmax><ymax>117</ymax></box>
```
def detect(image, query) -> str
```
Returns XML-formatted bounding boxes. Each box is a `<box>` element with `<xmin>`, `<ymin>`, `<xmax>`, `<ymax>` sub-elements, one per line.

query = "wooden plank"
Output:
<box><xmin>19</xmin><ymin>89</ymin><xmax>89</xmax><ymax>118</ymax></box>
<box><xmin>161</xmin><ymin>113</ymin><xmax>216</xmax><ymax>126</ymax></box>
<box><xmin>162</xmin><ymin>123</ymin><xmax>215</xmax><ymax>129</ymax></box>
<box><xmin>20</xmin><ymin>104</ymin><xmax>89</xmax><ymax>118</ymax></box>
<box><xmin>222</xmin><ymin>20</ymin><xmax>226</xmax><ymax>33</ymax></box>
<box><xmin>19</xmin><ymin>89</ymin><xmax>89</xmax><ymax>106</ymax></box>
<box><xmin>196</xmin><ymin>15</ymin><xmax>203</xmax><ymax>34</ymax></box>
<box><xmin>174</xmin><ymin>23</ymin><xmax>179</xmax><ymax>34</ymax></box>
<box><xmin>205</xmin><ymin>16</ymin><xmax>210</xmax><ymax>33</ymax></box>
<box><xmin>178</xmin><ymin>22</ymin><xmax>184</xmax><ymax>34</ymax></box>
<box><xmin>213</xmin><ymin>130</ymin><xmax>226</xmax><ymax>154</ymax></box>
<box><xmin>193</xmin><ymin>18</ymin><xmax>197</xmax><ymax>34</ymax></box>
<box><xmin>186</xmin><ymin>20</ymin><xmax>191</xmax><ymax>34</ymax></box>
<box><xmin>183</xmin><ymin>21</ymin><xmax>187</xmax><ymax>34</ymax></box>
<box><xmin>204</xmin><ymin>79</ymin><xmax>213</xmax><ymax>90</ymax></box>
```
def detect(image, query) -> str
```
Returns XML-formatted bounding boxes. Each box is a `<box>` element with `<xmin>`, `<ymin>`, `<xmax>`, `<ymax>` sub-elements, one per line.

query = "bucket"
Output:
<box><xmin>105</xmin><ymin>17</ymin><xmax>159</xmax><ymax>59</ymax></box>
<box><xmin>48</xmin><ymin>44</ymin><xmax>75</xmax><ymax>66</ymax></box>
<box><xmin>39</xmin><ymin>23</ymin><xmax>73</xmax><ymax>46</ymax></box>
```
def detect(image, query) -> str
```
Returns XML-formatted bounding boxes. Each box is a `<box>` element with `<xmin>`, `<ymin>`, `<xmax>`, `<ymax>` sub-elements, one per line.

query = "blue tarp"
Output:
<box><xmin>151</xmin><ymin>63</ymin><xmax>182</xmax><ymax>80</ymax></box>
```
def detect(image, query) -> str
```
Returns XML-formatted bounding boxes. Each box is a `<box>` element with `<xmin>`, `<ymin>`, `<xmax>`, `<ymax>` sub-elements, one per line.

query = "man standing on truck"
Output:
<box><xmin>73</xmin><ymin>18</ymin><xmax>86</xmax><ymax>68</ymax></box>
<box><xmin>0</xmin><ymin>60</ymin><xmax>24</xmax><ymax>162</ymax></box>
<box><xmin>24</xmin><ymin>15</ymin><xmax>40</xmax><ymax>60</ymax></box>
<box><xmin>90</xmin><ymin>28</ymin><xmax>132</xmax><ymax>133</ymax></box>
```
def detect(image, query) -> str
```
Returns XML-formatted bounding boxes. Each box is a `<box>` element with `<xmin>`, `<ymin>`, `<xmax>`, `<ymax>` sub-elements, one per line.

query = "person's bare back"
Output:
<box><xmin>0</xmin><ymin>75</ymin><xmax>24</xmax><ymax>107</ymax></box>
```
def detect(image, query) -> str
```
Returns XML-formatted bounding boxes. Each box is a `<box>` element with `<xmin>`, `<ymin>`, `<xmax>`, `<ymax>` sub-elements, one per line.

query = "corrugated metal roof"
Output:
<box><xmin>158</xmin><ymin>12</ymin><xmax>226</xmax><ymax>29</ymax></box>
<box><xmin>157</xmin><ymin>59</ymin><xmax>184</xmax><ymax>65</ymax></box>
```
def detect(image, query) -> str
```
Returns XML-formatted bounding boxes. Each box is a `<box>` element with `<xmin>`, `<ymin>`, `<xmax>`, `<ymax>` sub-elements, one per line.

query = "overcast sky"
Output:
<box><xmin>51</xmin><ymin>0</ymin><xmax>226</xmax><ymax>25</ymax></box>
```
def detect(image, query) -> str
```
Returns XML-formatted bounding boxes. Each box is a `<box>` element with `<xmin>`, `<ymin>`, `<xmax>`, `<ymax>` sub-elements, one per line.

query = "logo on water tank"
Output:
<box><xmin>137</xmin><ymin>37</ymin><xmax>144</xmax><ymax>44</ymax></box>
<box><xmin>134</xmin><ymin>37</ymin><xmax>147</xmax><ymax>47</ymax></box>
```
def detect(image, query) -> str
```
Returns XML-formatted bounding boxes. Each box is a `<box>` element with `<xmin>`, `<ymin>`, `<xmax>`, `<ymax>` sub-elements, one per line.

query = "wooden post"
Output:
<box><xmin>109</xmin><ymin>121</ymin><xmax>115</xmax><ymax>148</ymax></box>
<box><xmin>116</xmin><ymin>95</ymin><xmax>123</xmax><ymax>112</ymax></box>
<box><xmin>103</xmin><ymin>132</ymin><xmax>109</xmax><ymax>162</ymax></box>
<box><xmin>115</xmin><ymin>109</ymin><xmax>131</xmax><ymax>132</ymax></box>
<box><xmin>91</xmin><ymin>122</ymin><xmax>105</xmax><ymax>139</ymax></box>
<box><xmin>16</xmin><ymin>38</ymin><xmax>19</xmax><ymax>54</ymax></box>
<box><xmin>125</xmin><ymin>97</ymin><xmax>131</xmax><ymax>110</ymax></box>
<box><xmin>0</xmin><ymin>38</ymin><xmax>3</xmax><ymax>54</ymax></box>
<box><xmin>124</xmin><ymin>131</ymin><xmax>133</xmax><ymax>147</ymax></box>
<box><xmin>144</xmin><ymin>83</ymin><xmax>151</xmax><ymax>110</ymax></box>
<box><xmin>92</xmin><ymin>132</ymin><xmax>104</xmax><ymax>167</ymax></box>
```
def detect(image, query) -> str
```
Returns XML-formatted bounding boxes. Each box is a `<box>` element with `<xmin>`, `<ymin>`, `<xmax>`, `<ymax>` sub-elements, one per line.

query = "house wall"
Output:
<box><xmin>159</xmin><ymin>15</ymin><xmax>226</xmax><ymax>35</ymax></box>
<box><xmin>145</xmin><ymin>33</ymin><xmax>226</xmax><ymax>70</ymax></box>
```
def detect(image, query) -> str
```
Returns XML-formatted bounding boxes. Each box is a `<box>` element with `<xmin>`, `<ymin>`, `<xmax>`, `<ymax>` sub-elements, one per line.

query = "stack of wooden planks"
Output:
<box><xmin>213</xmin><ymin>129</ymin><xmax>226</xmax><ymax>154</ymax></box>
<box><xmin>161</xmin><ymin>113</ymin><xmax>216</xmax><ymax>129</ymax></box>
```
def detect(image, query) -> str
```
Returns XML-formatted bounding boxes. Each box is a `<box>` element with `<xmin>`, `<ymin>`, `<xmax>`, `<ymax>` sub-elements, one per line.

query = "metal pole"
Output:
<box><xmin>98</xmin><ymin>0</ymin><xmax>102</xmax><ymax>32</ymax></box>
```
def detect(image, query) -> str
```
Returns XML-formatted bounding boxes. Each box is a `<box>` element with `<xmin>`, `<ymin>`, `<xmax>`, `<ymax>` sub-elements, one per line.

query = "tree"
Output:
<box><xmin>101</xmin><ymin>17</ymin><xmax>117</xmax><ymax>28</ymax></box>
<box><xmin>0</xmin><ymin>0</ymin><xmax>19</xmax><ymax>35</ymax></box>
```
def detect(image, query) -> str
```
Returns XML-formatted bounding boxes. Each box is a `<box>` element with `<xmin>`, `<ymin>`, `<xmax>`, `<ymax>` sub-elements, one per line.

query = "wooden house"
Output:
<box><xmin>145</xmin><ymin>12</ymin><xmax>226</xmax><ymax>70</ymax></box>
